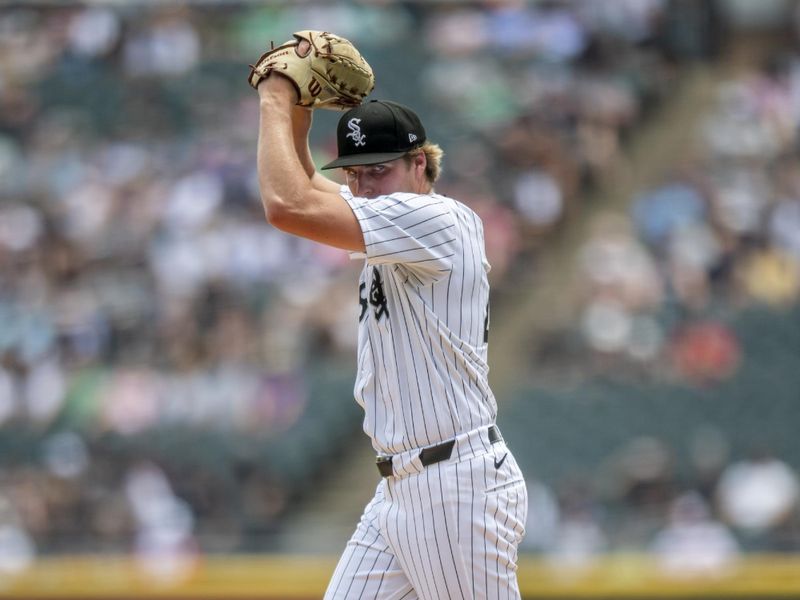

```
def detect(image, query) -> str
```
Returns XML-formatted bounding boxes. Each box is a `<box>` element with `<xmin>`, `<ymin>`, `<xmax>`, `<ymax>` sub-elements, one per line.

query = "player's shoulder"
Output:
<box><xmin>432</xmin><ymin>192</ymin><xmax>484</xmax><ymax>226</ymax></box>
<box><xmin>343</xmin><ymin>186</ymin><xmax>450</xmax><ymax>214</ymax></box>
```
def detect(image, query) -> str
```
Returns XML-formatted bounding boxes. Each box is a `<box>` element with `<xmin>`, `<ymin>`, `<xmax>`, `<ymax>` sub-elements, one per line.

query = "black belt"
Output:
<box><xmin>376</xmin><ymin>425</ymin><xmax>502</xmax><ymax>477</ymax></box>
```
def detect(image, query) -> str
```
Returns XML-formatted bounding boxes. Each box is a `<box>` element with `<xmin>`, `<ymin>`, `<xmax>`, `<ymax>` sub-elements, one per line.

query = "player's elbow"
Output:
<box><xmin>263</xmin><ymin>196</ymin><xmax>293</xmax><ymax>231</ymax></box>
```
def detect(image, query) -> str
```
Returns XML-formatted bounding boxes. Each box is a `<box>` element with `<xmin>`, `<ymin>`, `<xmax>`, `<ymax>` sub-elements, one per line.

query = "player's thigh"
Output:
<box><xmin>382</xmin><ymin>469</ymin><xmax>472</xmax><ymax>600</ymax></box>
<box><xmin>415</xmin><ymin>447</ymin><xmax>527</xmax><ymax>600</ymax></box>
<box><xmin>325</xmin><ymin>483</ymin><xmax>418</xmax><ymax>600</ymax></box>
<box><xmin>324</xmin><ymin>537</ymin><xmax>417</xmax><ymax>600</ymax></box>
<box><xmin>468</xmin><ymin>448</ymin><xmax>528</xmax><ymax>600</ymax></box>
<box><xmin>383</xmin><ymin>452</ymin><xmax>527</xmax><ymax>600</ymax></box>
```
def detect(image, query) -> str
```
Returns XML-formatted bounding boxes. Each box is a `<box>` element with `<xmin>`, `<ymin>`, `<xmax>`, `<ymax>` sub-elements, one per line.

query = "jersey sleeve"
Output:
<box><xmin>341</xmin><ymin>185</ymin><xmax>457</xmax><ymax>282</ymax></box>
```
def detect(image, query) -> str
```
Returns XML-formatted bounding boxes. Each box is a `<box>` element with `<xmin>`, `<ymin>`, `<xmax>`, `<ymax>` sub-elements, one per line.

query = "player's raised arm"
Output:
<box><xmin>257</xmin><ymin>78</ymin><xmax>361</xmax><ymax>248</ymax></box>
<box><xmin>290</xmin><ymin>106</ymin><xmax>341</xmax><ymax>194</ymax></box>
<box><xmin>247</xmin><ymin>30</ymin><xmax>374</xmax><ymax>251</ymax></box>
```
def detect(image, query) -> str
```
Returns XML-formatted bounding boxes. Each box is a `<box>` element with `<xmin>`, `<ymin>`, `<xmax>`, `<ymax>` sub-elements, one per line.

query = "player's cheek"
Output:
<box><xmin>376</xmin><ymin>173</ymin><xmax>394</xmax><ymax>191</ymax></box>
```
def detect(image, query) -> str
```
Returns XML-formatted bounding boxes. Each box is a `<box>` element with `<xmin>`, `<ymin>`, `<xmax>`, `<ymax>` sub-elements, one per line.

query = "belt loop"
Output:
<box><xmin>488</xmin><ymin>425</ymin><xmax>502</xmax><ymax>445</ymax></box>
<box><xmin>376</xmin><ymin>456</ymin><xmax>393</xmax><ymax>477</ymax></box>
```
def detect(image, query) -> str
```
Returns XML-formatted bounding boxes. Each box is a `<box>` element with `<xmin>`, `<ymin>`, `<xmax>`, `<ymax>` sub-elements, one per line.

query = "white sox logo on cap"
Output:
<box><xmin>346</xmin><ymin>118</ymin><xmax>366</xmax><ymax>147</ymax></box>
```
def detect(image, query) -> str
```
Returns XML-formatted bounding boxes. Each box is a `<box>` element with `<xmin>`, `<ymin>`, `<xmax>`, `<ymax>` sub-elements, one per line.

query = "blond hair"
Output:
<box><xmin>404</xmin><ymin>141</ymin><xmax>444</xmax><ymax>184</ymax></box>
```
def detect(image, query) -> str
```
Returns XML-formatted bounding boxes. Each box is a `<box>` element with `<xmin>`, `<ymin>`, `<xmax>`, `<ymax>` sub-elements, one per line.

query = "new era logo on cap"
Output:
<box><xmin>322</xmin><ymin>100</ymin><xmax>427</xmax><ymax>170</ymax></box>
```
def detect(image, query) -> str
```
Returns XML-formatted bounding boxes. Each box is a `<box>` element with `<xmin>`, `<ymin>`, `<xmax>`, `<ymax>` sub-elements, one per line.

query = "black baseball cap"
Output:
<box><xmin>321</xmin><ymin>100</ymin><xmax>426</xmax><ymax>170</ymax></box>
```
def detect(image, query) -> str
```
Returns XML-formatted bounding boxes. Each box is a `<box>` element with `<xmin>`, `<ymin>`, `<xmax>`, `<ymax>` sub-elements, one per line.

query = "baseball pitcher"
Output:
<box><xmin>249</xmin><ymin>31</ymin><xmax>527</xmax><ymax>599</ymax></box>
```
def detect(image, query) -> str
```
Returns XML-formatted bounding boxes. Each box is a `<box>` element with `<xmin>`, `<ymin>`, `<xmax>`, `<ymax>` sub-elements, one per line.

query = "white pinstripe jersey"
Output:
<box><xmin>341</xmin><ymin>185</ymin><xmax>498</xmax><ymax>455</ymax></box>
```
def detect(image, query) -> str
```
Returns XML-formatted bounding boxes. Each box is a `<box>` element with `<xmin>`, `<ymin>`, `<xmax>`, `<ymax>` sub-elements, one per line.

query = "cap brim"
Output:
<box><xmin>321</xmin><ymin>151</ymin><xmax>408</xmax><ymax>170</ymax></box>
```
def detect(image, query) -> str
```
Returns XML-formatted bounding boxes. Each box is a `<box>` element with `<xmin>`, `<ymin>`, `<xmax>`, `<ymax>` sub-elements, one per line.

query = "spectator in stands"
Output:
<box><xmin>0</xmin><ymin>517</ymin><xmax>35</xmax><ymax>576</ymax></box>
<box><xmin>126</xmin><ymin>462</ymin><xmax>199</xmax><ymax>583</ymax></box>
<box><xmin>716</xmin><ymin>449</ymin><xmax>800</xmax><ymax>549</ymax></box>
<box><xmin>649</xmin><ymin>490</ymin><xmax>740</xmax><ymax>577</ymax></box>
<box><xmin>734</xmin><ymin>243</ymin><xmax>800</xmax><ymax>307</ymax></box>
<box><xmin>577</xmin><ymin>216</ymin><xmax>666</xmax><ymax>368</ymax></box>
<box><xmin>546</xmin><ymin>480</ymin><xmax>607</xmax><ymax>570</ymax></box>
<box><xmin>669</xmin><ymin>320</ymin><xmax>741</xmax><ymax>384</ymax></box>
<box><xmin>520</xmin><ymin>478</ymin><xmax>560</xmax><ymax>553</ymax></box>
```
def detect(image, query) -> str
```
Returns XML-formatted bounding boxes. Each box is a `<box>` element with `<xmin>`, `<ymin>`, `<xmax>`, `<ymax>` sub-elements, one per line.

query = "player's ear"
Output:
<box><xmin>413</xmin><ymin>151</ymin><xmax>426</xmax><ymax>176</ymax></box>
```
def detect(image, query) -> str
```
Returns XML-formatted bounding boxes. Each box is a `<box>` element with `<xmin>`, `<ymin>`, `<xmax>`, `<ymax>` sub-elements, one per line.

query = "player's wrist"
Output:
<box><xmin>257</xmin><ymin>74</ymin><xmax>299</xmax><ymax>108</ymax></box>
<box><xmin>291</xmin><ymin>104</ymin><xmax>313</xmax><ymax>129</ymax></box>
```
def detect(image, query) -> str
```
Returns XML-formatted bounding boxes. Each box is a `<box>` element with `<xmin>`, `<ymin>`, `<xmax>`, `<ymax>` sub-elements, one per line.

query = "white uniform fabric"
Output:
<box><xmin>325</xmin><ymin>186</ymin><xmax>527</xmax><ymax>600</ymax></box>
<box><xmin>343</xmin><ymin>186</ymin><xmax>496</xmax><ymax>455</ymax></box>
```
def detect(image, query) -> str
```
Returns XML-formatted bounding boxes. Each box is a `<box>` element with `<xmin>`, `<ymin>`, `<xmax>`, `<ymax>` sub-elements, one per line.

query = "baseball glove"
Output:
<box><xmin>247</xmin><ymin>30</ymin><xmax>375</xmax><ymax>110</ymax></box>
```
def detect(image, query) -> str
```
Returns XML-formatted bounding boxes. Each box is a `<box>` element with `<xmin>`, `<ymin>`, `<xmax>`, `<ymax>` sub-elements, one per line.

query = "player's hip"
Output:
<box><xmin>374</xmin><ymin>423</ymin><xmax>521</xmax><ymax>481</ymax></box>
<box><xmin>376</xmin><ymin>428</ymin><xmax>528</xmax><ymax>553</ymax></box>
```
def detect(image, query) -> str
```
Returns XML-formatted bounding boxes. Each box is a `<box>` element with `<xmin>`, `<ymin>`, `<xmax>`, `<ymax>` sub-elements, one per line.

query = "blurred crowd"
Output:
<box><xmin>0</xmin><ymin>1</ymin><xmax>685</xmax><ymax>559</ymax></box>
<box><xmin>511</xmin><ymin>1</ymin><xmax>800</xmax><ymax>574</ymax></box>
<box><xmin>569</xmin><ymin>49</ymin><xmax>800</xmax><ymax>384</ymax></box>
<box><xmin>419</xmin><ymin>0</ymin><xmax>680</xmax><ymax>271</ymax></box>
<box><xmin>522</xmin><ymin>433</ymin><xmax>800</xmax><ymax>575</ymax></box>
<box><xmin>504</xmin><ymin>0</ymin><xmax>800</xmax><ymax>570</ymax></box>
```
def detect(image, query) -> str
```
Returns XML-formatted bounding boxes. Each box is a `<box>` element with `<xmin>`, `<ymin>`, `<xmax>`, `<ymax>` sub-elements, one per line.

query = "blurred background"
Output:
<box><xmin>1</xmin><ymin>0</ymin><xmax>799</xmax><ymax>597</ymax></box>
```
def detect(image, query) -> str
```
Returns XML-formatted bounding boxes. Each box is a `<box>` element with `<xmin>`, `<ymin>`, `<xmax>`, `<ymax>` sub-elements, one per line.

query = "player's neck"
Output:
<box><xmin>411</xmin><ymin>179</ymin><xmax>433</xmax><ymax>195</ymax></box>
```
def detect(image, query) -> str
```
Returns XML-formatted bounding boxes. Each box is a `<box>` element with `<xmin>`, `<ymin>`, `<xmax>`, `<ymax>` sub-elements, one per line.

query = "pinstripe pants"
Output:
<box><xmin>324</xmin><ymin>428</ymin><xmax>527</xmax><ymax>599</ymax></box>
